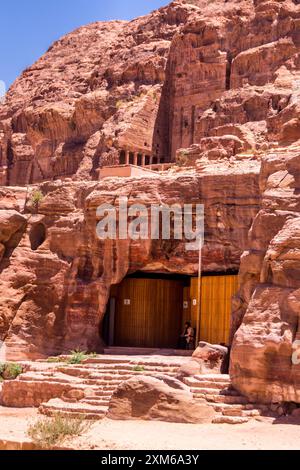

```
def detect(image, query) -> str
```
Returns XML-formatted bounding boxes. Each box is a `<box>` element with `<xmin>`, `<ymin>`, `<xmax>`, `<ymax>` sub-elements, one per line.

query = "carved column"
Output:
<box><xmin>125</xmin><ymin>150</ymin><xmax>130</xmax><ymax>165</ymax></box>
<box><xmin>133</xmin><ymin>152</ymin><xmax>138</xmax><ymax>166</ymax></box>
<box><xmin>142</xmin><ymin>155</ymin><xmax>146</xmax><ymax>166</ymax></box>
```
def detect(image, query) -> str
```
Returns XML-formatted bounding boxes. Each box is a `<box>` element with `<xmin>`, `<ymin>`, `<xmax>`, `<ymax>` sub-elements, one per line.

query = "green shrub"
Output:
<box><xmin>132</xmin><ymin>365</ymin><xmax>145</xmax><ymax>372</ymax></box>
<box><xmin>27</xmin><ymin>415</ymin><xmax>90</xmax><ymax>449</ymax></box>
<box><xmin>46</xmin><ymin>351</ymin><xmax>98</xmax><ymax>365</ymax></box>
<box><xmin>0</xmin><ymin>362</ymin><xmax>23</xmax><ymax>380</ymax></box>
<box><xmin>68</xmin><ymin>350</ymin><xmax>88</xmax><ymax>365</ymax></box>
<box><xmin>31</xmin><ymin>190</ymin><xmax>43</xmax><ymax>205</ymax></box>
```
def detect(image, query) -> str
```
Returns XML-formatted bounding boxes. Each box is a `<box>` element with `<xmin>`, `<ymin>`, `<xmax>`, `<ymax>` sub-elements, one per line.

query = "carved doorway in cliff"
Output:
<box><xmin>105</xmin><ymin>273</ymin><xmax>189</xmax><ymax>349</ymax></box>
<box><xmin>102</xmin><ymin>272</ymin><xmax>239</xmax><ymax>350</ymax></box>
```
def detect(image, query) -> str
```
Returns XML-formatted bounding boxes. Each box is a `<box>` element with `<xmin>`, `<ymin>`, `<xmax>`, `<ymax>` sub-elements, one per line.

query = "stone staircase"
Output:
<box><xmin>1</xmin><ymin>356</ymin><xmax>268</xmax><ymax>424</ymax></box>
<box><xmin>37</xmin><ymin>357</ymin><xmax>183</xmax><ymax>420</ymax></box>
<box><xmin>183</xmin><ymin>374</ymin><xmax>268</xmax><ymax>424</ymax></box>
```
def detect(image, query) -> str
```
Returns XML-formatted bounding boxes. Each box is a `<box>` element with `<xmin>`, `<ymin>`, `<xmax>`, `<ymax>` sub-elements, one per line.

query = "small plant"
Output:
<box><xmin>46</xmin><ymin>357</ymin><xmax>65</xmax><ymax>363</ymax></box>
<box><xmin>89</xmin><ymin>352</ymin><xmax>98</xmax><ymax>358</ymax></box>
<box><xmin>47</xmin><ymin>351</ymin><xmax>98</xmax><ymax>365</ymax></box>
<box><xmin>0</xmin><ymin>363</ymin><xmax>5</xmax><ymax>379</ymax></box>
<box><xmin>68</xmin><ymin>350</ymin><xmax>88</xmax><ymax>365</ymax></box>
<box><xmin>133</xmin><ymin>365</ymin><xmax>145</xmax><ymax>372</ymax></box>
<box><xmin>176</xmin><ymin>150</ymin><xmax>189</xmax><ymax>167</ymax></box>
<box><xmin>31</xmin><ymin>190</ymin><xmax>43</xmax><ymax>206</ymax></box>
<box><xmin>27</xmin><ymin>414</ymin><xmax>90</xmax><ymax>449</ymax></box>
<box><xmin>0</xmin><ymin>362</ymin><xmax>23</xmax><ymax>380</ymax></box>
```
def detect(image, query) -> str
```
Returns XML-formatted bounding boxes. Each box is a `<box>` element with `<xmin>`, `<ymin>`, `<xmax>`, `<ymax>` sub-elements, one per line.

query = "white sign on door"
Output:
<box><xmin>124</xmin><ymin>299</ymin><xmax>131</xmax><ymax>306</ymax></box>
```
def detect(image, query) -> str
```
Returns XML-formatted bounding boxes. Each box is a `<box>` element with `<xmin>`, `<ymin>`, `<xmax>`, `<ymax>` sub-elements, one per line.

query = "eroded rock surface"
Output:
<box><xmin>231</xmin><ymin>146</ymin><xmax>300</xmax><ymax>403</ymax></box>
<box><xmin>179</xmin><ymin>342</ymin><xmax>229</xmax><ymax>377</ymax></box>
<box><xmin>0</xmin><ymin>163</ymin><xmax>259</xmax><ymax>359</ymax></box>
<box><xmin>107</xmin><ymin>374</ymin><xmax>214</xmax><ymax>423</ymax></box>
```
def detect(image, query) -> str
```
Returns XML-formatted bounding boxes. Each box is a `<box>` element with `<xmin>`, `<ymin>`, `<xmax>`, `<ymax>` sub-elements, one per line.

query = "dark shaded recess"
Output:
<box><xmin>77</xmin><ymin>256</ymin><xmax>94</xmax><ymax>282</ymax></box>
<box><xmin>226</xmin><ymin>52</ymin><xmax>233</xmax><ymax>90</ymax></box>
<box><xmin>30</xmin><ymin>224</ymin><xmax>46</xmax><ymax>251</ymax></box>
<box><xmin>119</xmin><ymin>150</ymin><xmax>126</xmax><ymax>165</ymax></box>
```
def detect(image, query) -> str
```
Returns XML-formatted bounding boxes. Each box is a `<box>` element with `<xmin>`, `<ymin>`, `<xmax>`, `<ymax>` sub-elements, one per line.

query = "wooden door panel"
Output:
<box><xmin>114</xmin><ymin>278</ymin><xmax>184</xmax><ymax>348</ymax></box>
<box><xmin>199</xmin><ymin>275</ymin><xmax>239</xmax><ymax>345</ymax></box>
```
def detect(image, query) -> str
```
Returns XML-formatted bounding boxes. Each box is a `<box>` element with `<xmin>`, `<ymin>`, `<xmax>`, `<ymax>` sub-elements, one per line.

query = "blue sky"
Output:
<box><xmin>0</xmin><ymin>0</ymin><xmax>167</xmax><ymax>90</ymax></box>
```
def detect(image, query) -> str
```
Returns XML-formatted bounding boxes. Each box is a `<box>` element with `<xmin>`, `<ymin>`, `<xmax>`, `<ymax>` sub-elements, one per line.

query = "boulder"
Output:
<box><xmin>178</xmin><ymin>342</ymin><xmax>229</xmax><ymax>377</ymax></box>
<box><xmin>107</xmin><ymin>375</ymin><xmax>214</xmax><ymax>424</ymax></box>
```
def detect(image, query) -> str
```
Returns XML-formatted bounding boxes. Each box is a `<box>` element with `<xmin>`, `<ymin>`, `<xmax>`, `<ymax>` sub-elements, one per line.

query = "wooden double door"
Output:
<box><xmin>114</xmin><ymin>277</ymin><xmax>184</xmax><ymax>348</ymax></box>
<box><xmin>109</xmin><ymin>274</ymin><xmax>239</xmax><ymax>349</ymax></box>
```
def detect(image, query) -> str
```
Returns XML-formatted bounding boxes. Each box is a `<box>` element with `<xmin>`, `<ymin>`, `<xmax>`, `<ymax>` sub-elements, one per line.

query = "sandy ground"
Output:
<box><xmin>0</xmin><ymin>407</ymin><xmax>300</xmax><ymax>450</ymax></box>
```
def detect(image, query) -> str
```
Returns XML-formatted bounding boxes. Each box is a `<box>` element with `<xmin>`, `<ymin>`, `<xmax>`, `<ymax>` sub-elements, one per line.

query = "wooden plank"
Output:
<box><xmin>114</xmin><ymin>278</ymin><xmax>184</xmax><ymax>348</ymax></box>
<box><xmin>198</xmin><ymin>275</ymin><xmax>239</xmax><ymax>345</ymax></box>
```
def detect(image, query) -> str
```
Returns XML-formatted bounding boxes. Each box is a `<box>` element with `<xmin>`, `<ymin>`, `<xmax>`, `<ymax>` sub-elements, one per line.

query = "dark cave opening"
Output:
<box><xmin>30</xmin><ymin>224</ymin><xmax>46</xmax><ymax>251</ymax></box>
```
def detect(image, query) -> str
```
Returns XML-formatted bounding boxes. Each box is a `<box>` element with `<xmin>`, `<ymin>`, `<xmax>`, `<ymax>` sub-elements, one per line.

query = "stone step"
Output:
<box><xmin>20</xmin><ymin>374</ymin><xmax>83</xmax><ymax>385</ymax></box>
<box><xmin>94</xmin><ymin>363</ymin><xmax>180</xmax><ymax>370</ymax></box>
<box><xmin>190</xmin><ymin>387</ymin><xmax>224</xmax><ymax>395</ymax></box>
<box><xmin>193</xmin><ymin>374</ymin><xmax>230</xmax><ymax>383</ymax></box>
<box><xmin>194</xmin><ymin>393</ymin><xmax>249</xmax><ymax>405</ymax></box>
<box><xmin>184</xmin><ymin>378</ymin><xmax>228</xmax><ymax>390</ymax></box>
<box><xmin>241</xmin><ymin>409</ymin><xmax>262</xmax><ymax>418</ymax></box>
<box><xmin>39</xmin><ymin>399</ymin><xmax>108</xmax><ymax>420</ymax></box>
<box><xmin>94</xmin><ymin>388</ymin><xmax>116</xmax><ymax>395</ymax></box>
<box><xmin>210</xmin><ymin>403</ymin><xmax>261</xmax><ymax>417</ymax></box>
<box><xmin>83</xmin><ymin>358</ymin><xmax>130</xmax><ymax>365</ymax></box>
<box><xmin>221</xmin><ymin>408</ymin><xmax>247</xmax><ymax>417</ymax></box>
<box><xmin>84</xmin><ymin>358</ymin><xmax>183</xmax><ymax>368</ymax></box>
<box><xmin>57</xmin><ymin>367</ymin><xmax>178</xmax><ymax>379</ymax></box>
<box><xmin>209</xmin><ymin>403</ymin><xmax>244</xmax><ymax>413</ymax></box>
<box><xmin>84</xmin><ymin>379</ymin><xmax>125</xmax><ymax>386</ymax></box>
<box><xmin>88</xmin><ymin>374</ymin><xmax>133</xmax><ymax>381</ymax></box>
<box><xmin>86</xmin><ymin>391</ymin><xmax>113</xmax><ymax>398</ymax></box>
<box><xmin>213</xmin><ymin>415</ymin><xmax>249</xmax><ymax>425</ymax></box>
<box><xmin>191</xmin><ymin>382</ymin><xmax>240</xmax><ymax>397</ymax></box>
<box><xmin>86</xmin><ymin>372</ymin><xmax>176</xmax><ymax>381</ymax></box>
<box><xmin>81</xmin><ymin>398</ymin><xmax>110</xmax><ymax>406</ymax></box>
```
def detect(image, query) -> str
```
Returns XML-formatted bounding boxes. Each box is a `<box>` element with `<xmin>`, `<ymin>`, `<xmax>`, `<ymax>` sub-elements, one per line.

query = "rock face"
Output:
<box><xmin>0</xmin><ymin>0</ymin><xmax>299</xmax><ymax>405</ymax></box>
<box><xmin>0</xmin><ymin>2</ymin><xmax>199</xmax><ymax>185</ymax></box>
<box><xmin>231</xmin><ymin>147</ymin><xmax>300</xmax><ymax>404</ymax></box>
<box><xmin>1</xmin><ymin>0</ymin><xmax>300</xmax><ymax>184</ymax></box>
<box><xmin>0</xmin><ymin>164</ymin><xmax>259</xmax><ymax>359</ymax></box>
<box><xmin>107</xmin><ymin>374</ymin><xmax>214</xmax><ymax>423</ymax></box>
<box><xmin>0</xmin><ymin>373</ymin><xmax>85</xmax><ymax>408</ymax></box>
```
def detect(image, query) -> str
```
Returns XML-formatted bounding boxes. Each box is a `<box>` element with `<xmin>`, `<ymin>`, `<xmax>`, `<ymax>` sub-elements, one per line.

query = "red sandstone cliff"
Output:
<box><xmin>2</xmin><ymin>0</ymin><xmax>300</xmax><ymax>185</ymax></box>
<box><xmin>0</xmin><ymin>0</ymin><xmax>300</xmax><ymax>404</ymax></box>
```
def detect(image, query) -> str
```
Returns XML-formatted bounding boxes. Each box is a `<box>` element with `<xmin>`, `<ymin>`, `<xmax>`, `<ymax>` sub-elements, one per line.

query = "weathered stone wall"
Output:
<box><xmin>230</xmin><ymin>146</ymin><xmax>300</xmax><ymax>403</ymax></box>
<box><xmin>0</xmin><ymin>160</ymin><xmax>260</xmax><ymax>359</ymax></box>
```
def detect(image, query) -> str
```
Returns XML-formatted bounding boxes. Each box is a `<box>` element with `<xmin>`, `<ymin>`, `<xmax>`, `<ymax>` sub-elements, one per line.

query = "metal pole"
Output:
<box><xmin>196</xmin><ymin>237</ymin><xmax>202</xmax><ymax>347</ymax></box>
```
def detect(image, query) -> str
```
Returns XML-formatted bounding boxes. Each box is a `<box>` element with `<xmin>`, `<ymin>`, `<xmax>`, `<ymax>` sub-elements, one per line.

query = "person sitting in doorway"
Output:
<box><xmin>179</xmin><ymin>322</ymin><xmax>195</xmax><ymax>350</ymax></box>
